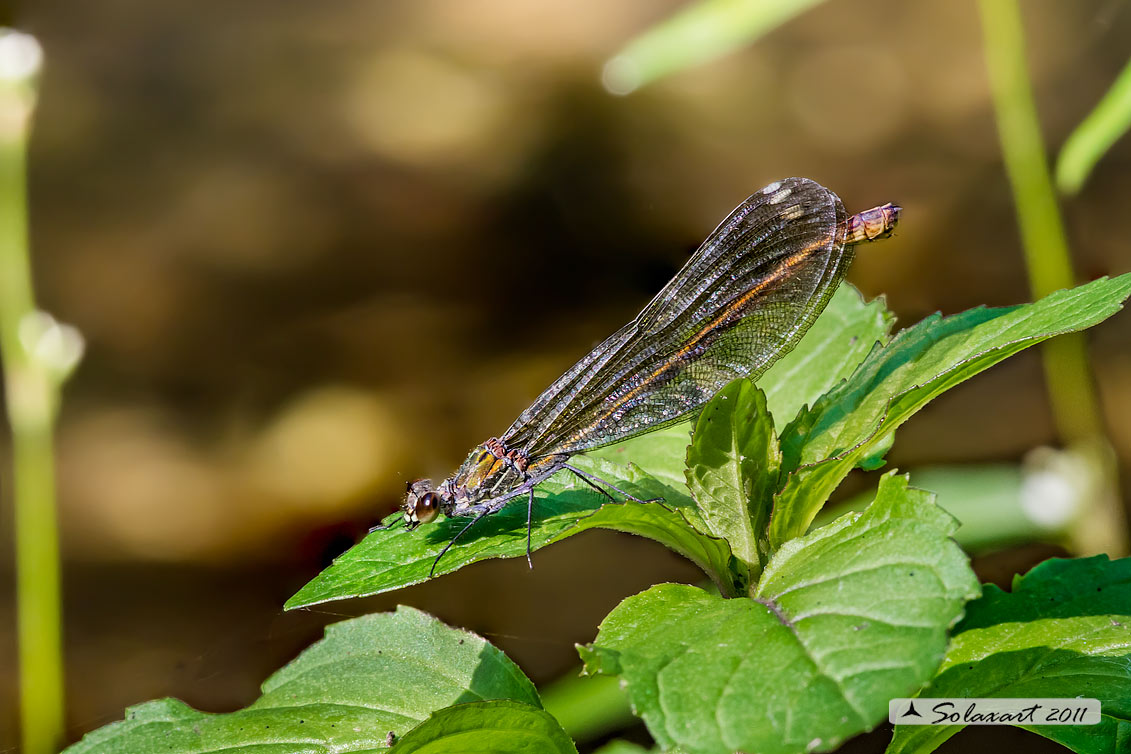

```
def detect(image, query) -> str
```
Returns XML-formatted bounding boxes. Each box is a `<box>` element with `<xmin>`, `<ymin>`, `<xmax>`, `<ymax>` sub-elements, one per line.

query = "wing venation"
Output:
<box><xmin>502</xmin><ymin>177</ymin><xmax>850</xmax><ymax>457</ymax></box>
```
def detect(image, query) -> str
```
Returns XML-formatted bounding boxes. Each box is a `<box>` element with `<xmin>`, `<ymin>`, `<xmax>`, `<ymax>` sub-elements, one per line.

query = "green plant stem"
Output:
<box><xmin>540</xmin><ymin>672</ymin><xmax>633</xmax><ymax>743</ymax></box>
<box><xmin>978</xmin><ymin>0</ymin><xmax>1100</xmax><ymax>444</ymax></box>
<box><xmin>0</xmin><ymin>47</ymin><xmax>64</xmax><ymax>754</ymax></box>
<box><xmin>978</xmin><ymin>0</ymin><xmax>1126</xmax><ymax>556</ymax></box>
<box><xmin>1056</xmin><ymin>53</ymin><xmax>1131</xmax><ymax>195</ymax></box>
<box><xmin>12</xmin><ymin>423</ymin><xmax>64</xmax><ymax>754</ymax></box>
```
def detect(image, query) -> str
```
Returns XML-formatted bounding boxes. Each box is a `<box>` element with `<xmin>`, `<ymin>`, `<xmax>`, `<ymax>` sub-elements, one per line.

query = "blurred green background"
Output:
<box><xmin>2</xmin><ymin>0</ymin><xmax>1131</xmax><ymax>752</ymax></box>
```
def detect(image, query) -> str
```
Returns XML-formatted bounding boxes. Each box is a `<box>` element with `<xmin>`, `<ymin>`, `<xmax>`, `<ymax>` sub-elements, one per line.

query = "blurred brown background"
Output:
<box><xmin>2</xmin><ymin>0</ymin><xmax>1131</xmax><ymax>751</ymax></box>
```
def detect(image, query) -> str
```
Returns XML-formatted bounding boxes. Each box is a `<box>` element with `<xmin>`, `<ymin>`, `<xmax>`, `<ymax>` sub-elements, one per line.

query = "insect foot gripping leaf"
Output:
<box><xmin>286</xmin><ymin>454</ymin><xmax>735</xmax><ymax>606</ymax></box>
<box><xmin>62</xmin><ymin>607</ymin><xmax>562</xmax><ymax>754</ymax></box>
<box><xmin>288</xmin><ymin>281</ymin><xmax>895</xmax><ymax>609</ymax></box>
<box><xmin>366</xmin><ymin>178</ymin><xmax>896</xmax><ymax>581</ymax></box>
<box><xmin>579</xmin><ymin>474</ymin><xmax>980</xmax><ymax>754</ymax></box>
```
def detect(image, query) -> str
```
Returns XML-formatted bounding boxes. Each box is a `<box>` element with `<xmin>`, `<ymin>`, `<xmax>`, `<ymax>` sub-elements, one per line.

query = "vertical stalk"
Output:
<box><xmin>0</xmin><ymin>31</ymin><xmax>76</xmax><ymax>754</ymax></box>
<box><xmin>1056</xmin><ymin>54</ymin><xmax>1131</xmax><ymax>195</ymax></box>
<box><xmin>978</xmin><ymin>0</ymin><xmax>1126</xmax><ymax>554</ymax></box>
<box><xmin>12</xmin><ymin>423</ymin><xmax>63</xmax><ymax>754</ymax></box>
<box><xmin>978</xmin><ymin>0</ymin><xmax>1100</xmax><ymax>443</ymax></box>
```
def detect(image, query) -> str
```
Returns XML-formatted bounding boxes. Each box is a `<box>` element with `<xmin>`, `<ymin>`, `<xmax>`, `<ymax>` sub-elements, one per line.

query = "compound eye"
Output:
<box><xmin>414</xmin><ymin>491</ymin><xmax>440</xmax><ymax>524</ymax></box>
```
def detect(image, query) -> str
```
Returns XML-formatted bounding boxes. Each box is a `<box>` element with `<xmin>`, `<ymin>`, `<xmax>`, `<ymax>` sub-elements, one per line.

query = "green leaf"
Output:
<box><xmin>591</xmin><ymin>743</ymin><xmax>658</xmax><ymax>754</ymax></box>
<box><xmin>856</xmin><ymin>429</ymin><xmax>895</xmax><ymax>471</ymax></box>
<box><xmin>563</xmin><ymin>496</ymin><xmax>739</xmax><ymax>596</ymax></box>
<box><xmin>770</xmin><ymin>274</ymin><xmax>1131</xmax><ymax>549</ymax></box>
<box><xmin>823</xmin><ymin>463</ymin><xmax>1045</xmax><ymax>553</ymax></box>
<box><xmin>903</xmin><ymin>463</ymin><xmax>1050</xmax><ymax>551</ymax></box>
<box><xmin>580</xmin><ymin>474</ymin><xmax>979</xmax><ymax>754</ymax></box>
<box><xmin>289</xmin><ymin>282</ymin><xmax>895</xmax><ymax>607</ymax></box>
<box><xmin>63</xmin><ymin>607</ymin><xmax>540</xmax><ymax>754</ymax></box>
<box><xmin>686</xmin><ymin>379</ymin><xmax>779</xmax><ymax>574</ymax></box>
<box><xmin>602</xmin><ymin>0</ymin><xmax>830</xmax><ymax>94</ymax></box>
<box><xmin>887</xmin><ymin>556</ymin><xmax>1131</xmax><ymax>754</ymax></box>
<box><xmin>391</xmin><ymin>700</ymin><xmax>576</xmax><ymax>754</ymax></box>
<box><xmin>588</xmin><ymin>422</ymin><xmax>695</xmax><ymax>492</ymax></box>
<box><xmin>589</xmin><ymin>282</ymin><xmax>893</xmax><ymax>480</ymax></box>
<box><xmin>759</xmin><ymin>283</ymin><xmax>894</xmax><ymax>425</ymax></box>
<box><xmin>539</xmin><ymin>673</ymin><xmax>633</xmax><ymax>744</ymax></box>
<box><xmin>1056</xmin><ymin>54</ymin><xmax>1131</xmax><ymax>195</ymax></box>
<box><xmin>287</xmin><ymin>456</ymin><xmax>731</xmax><ymax>607</ymax></box>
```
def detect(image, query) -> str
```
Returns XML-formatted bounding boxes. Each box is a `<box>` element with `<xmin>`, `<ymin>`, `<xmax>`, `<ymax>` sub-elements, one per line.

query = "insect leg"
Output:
<box><xmin>562</xmin><ymin>463</ymin><xmax>664</xmax><ymax>504</ymax></box>
<box><xmin>567</xmin><ymin>468</ymin><xmax>617</xmax><ymax>501</ymax></box>
<box><xmin>526</xmin><ymin>487</ymin><xmax>535</xmax><ymax>569</ymax></box>
<box><xmin>431</xmin><ymin>466</ymin><xmax>566</xmax><ymax>576</ymax></box>
<box><xmin>369</xmin><ymin>513</ymin><xmax>404</xmax><ymax>533</ymax></box>
<box><xmin>430</xmin><ymin>512</ymin><xmax>488</xmax><ymax>577</ymax></box>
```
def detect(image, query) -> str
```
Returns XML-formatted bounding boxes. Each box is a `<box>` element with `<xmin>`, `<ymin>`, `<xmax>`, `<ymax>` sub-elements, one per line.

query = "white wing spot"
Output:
<box><xmin>762</xmin><ymin>180</ymin><xmax>782</xmax><ymax>194</ymax></box>
<box><xmin>768</xmin><ymin>187</ymin><xmax>792</xmax><ymax>204</ymax></box>
<box><xmin>781</xmin><ymin>204</ymin><xmax>804</xmax><ymax>220</ymax></box>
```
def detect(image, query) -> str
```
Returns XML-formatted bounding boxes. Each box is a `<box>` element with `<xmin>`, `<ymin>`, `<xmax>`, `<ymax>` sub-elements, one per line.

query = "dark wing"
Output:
<box><xmin>503</xmin><ymin>177</ymin><xmax>850</xmax><ymax>458</ymax></box>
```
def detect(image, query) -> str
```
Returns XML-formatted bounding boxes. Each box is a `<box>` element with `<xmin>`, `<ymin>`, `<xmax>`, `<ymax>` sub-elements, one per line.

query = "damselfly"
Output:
<box><xmin>390</xmin><ymin>177</ymin><xmax>899</xmax><ymax>573</ymax></box>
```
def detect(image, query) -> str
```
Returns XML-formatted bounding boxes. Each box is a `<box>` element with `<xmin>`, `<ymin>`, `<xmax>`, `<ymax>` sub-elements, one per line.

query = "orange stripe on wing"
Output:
<box><xmin>579</xmin><ymin>236</ymin><xmax>829</xmax><ymax>433</ymax></box>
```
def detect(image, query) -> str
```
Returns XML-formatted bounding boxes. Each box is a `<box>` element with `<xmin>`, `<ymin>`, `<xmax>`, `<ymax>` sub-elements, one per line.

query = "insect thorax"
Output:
<box><xmin>446</xmin><ymin>439</ymin><xmax>529</xmax><ymax>515</ymax></box>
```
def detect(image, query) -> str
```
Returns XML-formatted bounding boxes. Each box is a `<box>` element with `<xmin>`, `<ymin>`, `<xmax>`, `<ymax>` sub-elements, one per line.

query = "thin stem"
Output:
<box><xmin>978</xmin><ymin>0</ymin><xmax>1126</xmax><ymax>556</ymax></box>
<box><xmin>12</xmin><ymin>424</ymin><xmax>63</xmax><ymax>754</ymax></box>
<box><xmin>0</xmin><ymin>32</ymin><xmax>66</xmax><ymax>754</ymax></box>
<box><xmin>1056</xmin><ymin>53</ymin><xmax>1131</xmax><ymax>195</ymax></box>
<box><xmin>978</xmin><ymin>0</ymin><xmax>1101</xmax><ymax>443</ymax></box>
<box><xmin>539</xmin><ymin>672</ymin><xmax>633</xmax><ymax>743</ymax></box>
